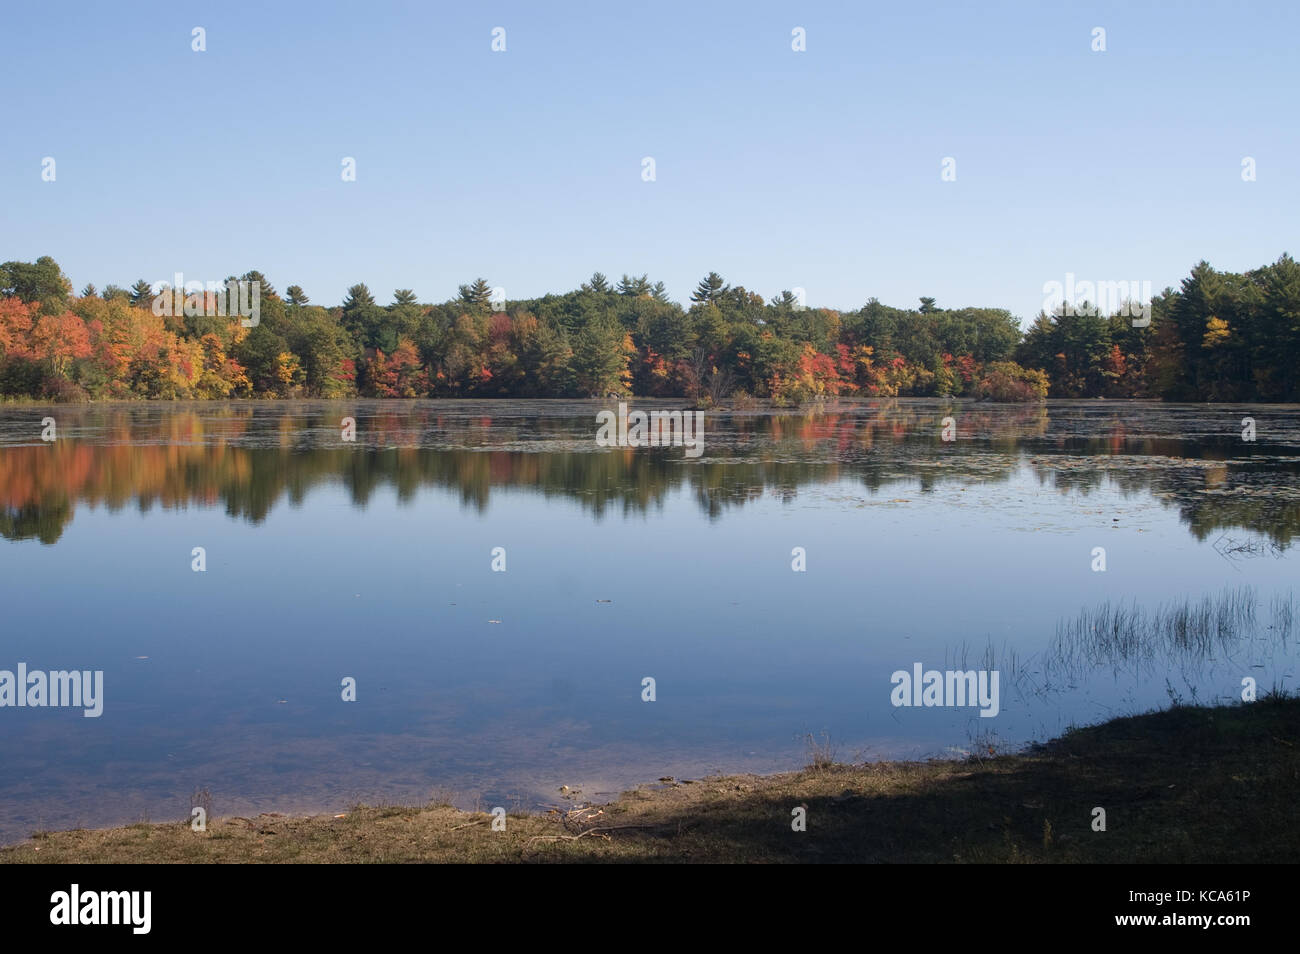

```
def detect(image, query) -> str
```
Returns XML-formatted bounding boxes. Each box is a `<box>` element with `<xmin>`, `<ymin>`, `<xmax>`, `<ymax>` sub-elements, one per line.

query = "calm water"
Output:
<box><xmin>1</xmin><ymin>398</ymin><xmax>1297</xmax><ymax>842</ymax></box>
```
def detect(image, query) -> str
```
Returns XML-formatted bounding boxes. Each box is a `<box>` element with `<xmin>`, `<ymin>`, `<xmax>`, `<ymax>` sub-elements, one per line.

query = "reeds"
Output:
<box><xmin>1039</xmin><ymin>585</ymin><xmax>1292</xmax><ymax>685</ymax></box>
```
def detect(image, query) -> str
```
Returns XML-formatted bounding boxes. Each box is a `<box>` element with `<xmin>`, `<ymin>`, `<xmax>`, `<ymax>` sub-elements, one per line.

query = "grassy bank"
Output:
<box><xmin>4</xmin><ymin>697</ymin><xmax>1297</xmax><ymax>863</ymax></box>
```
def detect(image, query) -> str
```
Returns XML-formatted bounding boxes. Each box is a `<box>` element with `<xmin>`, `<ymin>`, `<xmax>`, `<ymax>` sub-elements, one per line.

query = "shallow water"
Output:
<box><xmin>0</xmin><ymin>398</ymin><xmax>1296</xmax><ymax>842</ymax></box>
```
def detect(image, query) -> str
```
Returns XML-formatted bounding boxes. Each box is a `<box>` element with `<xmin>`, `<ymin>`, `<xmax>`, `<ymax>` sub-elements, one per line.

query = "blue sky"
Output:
<box><xmin>3</xmin><ymin>0</ymin><xmax>1295</xmax><ymax>323</ymax></box>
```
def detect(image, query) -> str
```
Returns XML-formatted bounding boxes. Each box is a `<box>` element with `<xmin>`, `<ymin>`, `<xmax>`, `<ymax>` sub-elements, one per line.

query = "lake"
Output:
<box><xmin>0</xmin><ymin>398</ymin><xmax>1296</xmax><ymax>843</ymax></box>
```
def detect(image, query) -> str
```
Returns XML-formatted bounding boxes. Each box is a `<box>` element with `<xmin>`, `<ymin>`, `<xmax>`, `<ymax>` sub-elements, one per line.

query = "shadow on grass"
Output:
<box><xmin>536</xmin><ymin>696</ymin><xmax>1300</xmax><ymax>863</ymax></box>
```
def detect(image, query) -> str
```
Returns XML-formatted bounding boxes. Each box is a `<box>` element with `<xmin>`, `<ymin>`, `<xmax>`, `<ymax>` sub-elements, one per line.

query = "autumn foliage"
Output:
<box><xmin>5</xmin><ymin>255</ymin><xmax>1293</xmax><ymax>404</ymax></box>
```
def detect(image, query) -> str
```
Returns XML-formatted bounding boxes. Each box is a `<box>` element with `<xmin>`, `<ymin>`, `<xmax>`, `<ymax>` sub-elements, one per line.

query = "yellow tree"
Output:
<box><xmin>1202</xmin><ymin>315</ymin><xmax>1230</xmax><ymax>349</ymax></box>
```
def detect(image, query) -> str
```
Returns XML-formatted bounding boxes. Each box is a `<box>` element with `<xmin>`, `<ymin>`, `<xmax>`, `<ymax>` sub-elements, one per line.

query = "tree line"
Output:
<box><xmin>0</xmin><ymin>254</ymin><xmax>1295</xmax><ymax>404</ymax></box>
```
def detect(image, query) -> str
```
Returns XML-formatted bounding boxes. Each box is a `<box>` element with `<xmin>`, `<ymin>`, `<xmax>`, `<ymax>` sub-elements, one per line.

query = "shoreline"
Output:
<box><xmin>5</xmin><ymin>696</ymin><xmax>1296</xmax><ymax>863</ymax></box>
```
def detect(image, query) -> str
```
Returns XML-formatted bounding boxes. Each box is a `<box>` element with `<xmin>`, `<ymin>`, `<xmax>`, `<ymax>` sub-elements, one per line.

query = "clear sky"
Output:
<box><xmin>3</xmin><ymin>0</ymin><xmax>1295</xmax><ymax>323</ymax></box>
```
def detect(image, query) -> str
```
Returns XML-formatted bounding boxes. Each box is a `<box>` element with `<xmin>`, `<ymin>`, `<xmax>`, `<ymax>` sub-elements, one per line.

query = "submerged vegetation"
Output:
<box><xmin>2</xmin><ymin>254</ymin><xmax>1297</xmax><ymax>404</ymax></box>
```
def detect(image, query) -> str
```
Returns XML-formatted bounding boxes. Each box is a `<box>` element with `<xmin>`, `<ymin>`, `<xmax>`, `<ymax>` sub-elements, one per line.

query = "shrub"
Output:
<box><xmin>0</xmin><ymin>357</ymin><xmax>48</xmax><ymax>397</ymax></box>
<box><xmin>40</xmin><ymin>376</ymin><xmax>91</xmax><ymax>403</ymax></box>
<box><xmin>974</xmin><ymin>361</ymin><xmax>1049</xmax><ymax>402</ymax></box>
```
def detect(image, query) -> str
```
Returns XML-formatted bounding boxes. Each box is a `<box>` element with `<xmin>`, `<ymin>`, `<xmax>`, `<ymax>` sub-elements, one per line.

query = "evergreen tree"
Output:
<box><xmin>458</xmin><ymin>278</ymin><xmax>493</xmax><ymax>310</ymax></box>
<box><xmin>572</xmin><ymin>316</ymin><xmax>631</xmax><ymax>395</ymax></box>
<box><xmin>618</xmin><ymin>274</ymin><xmax>651</xmax><ymax>297</ymax></box>
<box><xmin>389</xmin><ymin>289</ymin><xmax>423</xmax><ymax>342</ymax></box>
<box><xmin>241</xmin><ymin>270</ymin><xmax>277</xmax><ymax>299</ymax></box>
<box><xmin>343</xmin><ymin>283</ymin><xmax>376</xmax><ymax>310</ymax></box>
<box><xmin>128</xmin><ymin>279</ymin><xmax>154</xmax><ymax>307</ymax></box>
<box><xmin>691</xmin><ymin>271</ymin><xmax>728</xmax><ymax>304</ymax></box>
<box><xmin>342</xmin><ymin>283</ymin><xmax>390</xmax><ymax>350</ymax></box>
<box><xmin>582</xmin><ymin>272</ymin><xmax>611</xmax><ymax>293</ymax></box>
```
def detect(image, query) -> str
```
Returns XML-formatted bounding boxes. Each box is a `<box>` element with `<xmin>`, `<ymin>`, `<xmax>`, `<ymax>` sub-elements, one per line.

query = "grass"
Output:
<box><xmin>1036</xmin><ymin>586</ymin><xmax>1292</xmax><ymax>686</ymax></box>
<box><xmin>3</xmin><ymin>695</ymin><xmax>1297</xmax><ymax>864</ymax></box>
<box><xmin>803</xmin><ymin>731</ymin><xmax>838</xmax><ymax>772</ymax></box>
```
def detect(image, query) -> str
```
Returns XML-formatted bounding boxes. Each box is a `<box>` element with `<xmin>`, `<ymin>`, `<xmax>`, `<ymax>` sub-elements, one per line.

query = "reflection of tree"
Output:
<box><xmin>0</xmin><ymin>400</ymin><xmax>1295</xmax><ymax>544</ymax></box>
<box><xmin>1023</xmin><ymin>418</ymin><xmax>1300</xmax><ymax>546</ymax></box>
<box><xmin>0</xmin><ymin>501</ymin><xmax>72</xmax><ymax>544</ymax></box>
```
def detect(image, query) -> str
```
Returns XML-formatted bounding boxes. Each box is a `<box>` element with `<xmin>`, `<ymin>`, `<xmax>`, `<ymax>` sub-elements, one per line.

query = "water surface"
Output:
<box><xmin>1</xmin><ymin>398</ymin><xmax>1296</xmax><ymax>843</ymax></box>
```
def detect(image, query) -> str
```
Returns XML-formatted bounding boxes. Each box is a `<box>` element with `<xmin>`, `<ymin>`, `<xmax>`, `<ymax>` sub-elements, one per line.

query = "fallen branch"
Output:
<box><xmin>525</xmin><ymin>823</ymin><xmax>663</xmax><ymax>846</ymax></box>
<box><xmin>448</xmin><ymin>819</ymin><xmax>487</xmax><ymax>831</ymax></box>
<box><xmin>524</xmin><ymin>829</ymin><xmax>611</xmax><ymax>845</ymax></box>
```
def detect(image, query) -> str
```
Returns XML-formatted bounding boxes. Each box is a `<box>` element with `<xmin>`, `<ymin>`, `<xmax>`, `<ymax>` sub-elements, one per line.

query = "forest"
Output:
<box><xmin>0</xmin><ymin>255</ymin><xmax>1296</xmax><ymax>404</ymax></box>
